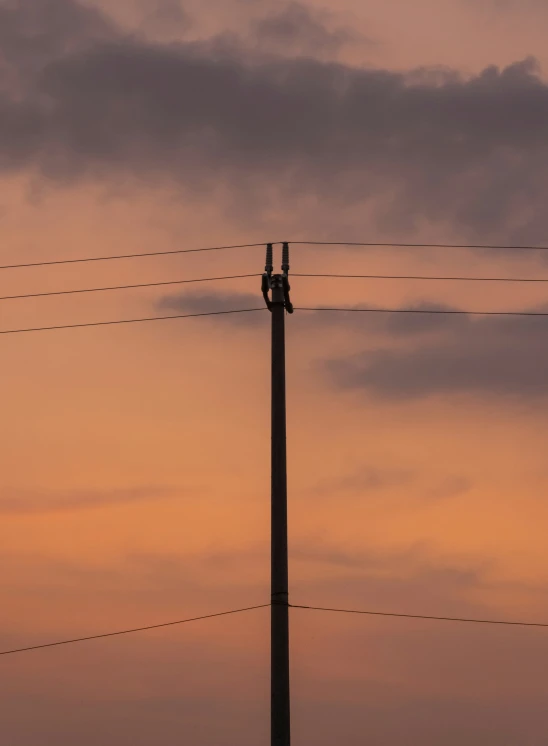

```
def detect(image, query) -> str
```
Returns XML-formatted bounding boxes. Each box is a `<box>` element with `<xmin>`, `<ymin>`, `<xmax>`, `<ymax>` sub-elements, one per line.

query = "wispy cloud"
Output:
<box><xmin>251</xmin><ymin>2</ymin><xmax>367</xmax><ymax>58</ymax></box>
<box><xmin>313</xmin><ymin>466</ymin><xmax>416</xmax><ymax>496</ymax></box>
<box><xmin>0</xmin><ymin>485</ymin><xmax>181</xmax><ymax>514</ymax></box>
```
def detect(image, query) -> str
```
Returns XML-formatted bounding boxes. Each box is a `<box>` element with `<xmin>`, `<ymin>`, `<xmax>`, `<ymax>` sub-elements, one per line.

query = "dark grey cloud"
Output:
<box><xmin>157</xmin><ymin>290</ymin><xmax>267</xmax><ymax>324</ymax></box>
<box><xmin>326</xmin><ymin>305</ymin><xmax>548</xmax><ymax>399</ymax></box>
<box><xmin>0</xmin><ymin>0</ymin><xmax>116</xmax><ymax>87</ymax></box>
<box><xmin>1</xmin><ymin>0</ymin><xmax>548</xmax><ymax>238</ymax></box>
<box><xmin>0</xmin><ymin>484</ymin><xmax>178</xmax><ymax>514</ymax></box>
<box><xmin>291</xmin><ymin>302</ymin><xmax>477</xmax><ymax>342</ymax></box>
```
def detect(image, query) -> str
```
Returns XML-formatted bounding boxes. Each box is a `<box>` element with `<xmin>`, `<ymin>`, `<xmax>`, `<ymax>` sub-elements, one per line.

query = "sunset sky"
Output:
<box><xmin>2</xmin><ymin>1</ymin><xmax>548</xmax><ymax>744</ymax></box>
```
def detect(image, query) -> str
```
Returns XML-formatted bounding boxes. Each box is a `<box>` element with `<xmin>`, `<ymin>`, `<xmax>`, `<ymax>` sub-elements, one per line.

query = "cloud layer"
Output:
<box><xmin>1</xmin><ymin>0</ymin><xmax>548</xmax><ymax>239</ymax></box>
<box><xmin>326</xmin><ymin>305</ymin><xmax>548</xmax><ymax>399</ymax></box>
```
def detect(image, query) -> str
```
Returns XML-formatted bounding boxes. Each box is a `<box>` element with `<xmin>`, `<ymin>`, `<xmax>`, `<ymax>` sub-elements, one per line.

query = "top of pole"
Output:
<box><xmin>262</xmin><ymin>243</ymin><xmax>293</xmax><ymax>313</ymax></box>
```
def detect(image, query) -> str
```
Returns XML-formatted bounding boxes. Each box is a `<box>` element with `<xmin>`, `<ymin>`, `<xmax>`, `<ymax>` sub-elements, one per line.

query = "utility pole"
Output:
<box><xmin>262</xmin><ymin>242</ymin><xmax>293</xmax><ymax>746</ymax></box>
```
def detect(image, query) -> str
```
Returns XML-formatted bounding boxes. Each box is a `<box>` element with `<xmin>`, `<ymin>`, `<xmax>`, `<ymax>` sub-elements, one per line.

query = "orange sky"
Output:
<box><xmin>2</xmin><ymin>1</ymin><xmax>548</xmax><ymax>744</ymax></box>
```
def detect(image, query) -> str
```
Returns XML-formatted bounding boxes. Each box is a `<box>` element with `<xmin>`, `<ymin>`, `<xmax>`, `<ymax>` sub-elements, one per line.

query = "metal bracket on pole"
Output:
<box><xmin>262</xmin><ymin>242</ymin><xmax>294</xmax><ymax>314</ymax></box>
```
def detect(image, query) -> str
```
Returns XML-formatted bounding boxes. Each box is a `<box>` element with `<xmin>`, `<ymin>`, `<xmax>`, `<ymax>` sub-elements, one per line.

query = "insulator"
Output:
<box><xmin>282</xmin><ymin>242</ymin><xmax>290</xmax><ymax>273</ymax></box>
<box><xmin>265</xmin><ymin>243</ymin><xmax>274</xmax><ymax>273</ymax></box>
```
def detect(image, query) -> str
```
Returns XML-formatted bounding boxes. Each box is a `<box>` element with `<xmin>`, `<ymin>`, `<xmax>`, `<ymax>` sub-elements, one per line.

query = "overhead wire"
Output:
<box><xmin>0</xmin><ymin>242</ymin><xmax>270</xmax><ymax>271</ymax></box>
<box><xmin>289</xmin><ymin>604</ymin><xmax>548</xmax><ymax>628</ymax></box>
<box><xmin>0</xmin><ymin>273</ymin><xmax>259</xmax><ymax>302</ymax></box>
<box><xmin>4</xmin><ymin>238</ymin><xmax>548</xmax><ymax>273</ymax></box>
<box><xmin>3</xmin><ymin>600</ymin><xmax>548</xmax><ymax>658</ymax></box>
<box><xmin>0</xmin><ymin>604</ymin><xmax>270</xmax><ymax>657</ymax></box>
<box><xmin>4</xmin><ymin>305</ymin><xmax>548</xmax><ymax>336</ymax></box>
<box><xmin>295</xmin><ymin>307</ymin><xmax>548</xmax><ymax>317</ymax></box>
<box><xmin>294</xmin><ymin>273</ymin><xmax>548</xmax><ymax>284</ymax></box>
<box><xmin>4</xmin><ymin>271</ymin><xmax>548</xmax><ymax>304</ymax></box>
<box><xmin>292</xmin><ymin>241</ymin><xmax>548</xmax><ymax>252</ymax></box>
<box><xmin>0</xmin><ymin>308</ymin><xmax>266</xmax><ymax>335</ymax></box>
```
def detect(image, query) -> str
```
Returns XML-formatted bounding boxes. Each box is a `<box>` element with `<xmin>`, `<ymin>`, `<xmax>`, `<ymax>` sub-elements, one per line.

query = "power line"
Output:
<box><xmin>0</xmin><ymin>308</ymin><xmax>266</xmax><ymax>336</ymax></box>
<box><xmin>3</xmin><ymin>601</ymin><xmax>547</xmax><ymax>658</ymax></box>
<box><xmin>292</xmin><ymin>241</ymin><xmax>548</xmax><ymax>252</ymax></box>
<box><xmin>0</xmin><ymin>604</ymin><xmax>270</xmax><ymax>657</ymax></box>
<box><xmin>296</xmin><ymin>307</ymin><xmax>548</xmax><ymax>317</ymax></box>
<box><xmin>3</xmin><ymin>272</ymin><xmax>546</xmax><ymax>303</ymax></box>
<box><xmin>0</xmin><ymin>243</ymin><xmax>270</xmax><ymax>271</ymax></box>
<box><xmin>295</xmin><ymin>273</ymin><xmax>548</xmax><ymax>284</ymax></box>
<box><xmin>0</xmin><ymin>274</ymin><xmax>259</xmax><ymax>302</ymax></box>
<box><xmin>290</xmin><ymin>604</ymin><xmax>548</xmax><ymax>629</ymax></box>
<box><xmin>4</xmin><ymin>238</ymin><xmax>548</xmax><ymax>273</ymax></box>
<box><xmin>4</xmin><ymin>305</ymin><xmax>548</xmax><ymax>337</ymax></box>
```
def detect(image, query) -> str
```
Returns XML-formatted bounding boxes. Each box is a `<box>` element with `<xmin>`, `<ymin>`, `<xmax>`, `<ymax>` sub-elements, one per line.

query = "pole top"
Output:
<box><xmin>262</xmin><ymin>243</ymin><xmax>294</xmax><ymax>313</ymax></box>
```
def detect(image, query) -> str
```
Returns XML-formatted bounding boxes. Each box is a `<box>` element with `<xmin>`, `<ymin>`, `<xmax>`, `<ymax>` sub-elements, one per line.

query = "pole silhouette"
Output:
<box><xmin>262</xmin><ymin>243</ymin><xmax>293</xmax><ymax>746</ymax></box>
